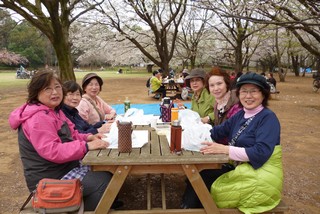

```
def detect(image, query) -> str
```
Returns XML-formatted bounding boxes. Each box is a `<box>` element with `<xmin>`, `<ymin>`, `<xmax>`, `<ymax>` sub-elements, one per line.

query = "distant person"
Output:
<box><xmin>229</xmin><ymin>71</ymin><xmax>236</xmax><ymax>81</ymax></box>
<box><xmin>150</xmin><ymin>70</ymin><xmax>166</xmax><ymax>98</ymax></box>
<box><xmin>77</xmin><ymin>73</ymin><xmax>116</xmax><ymax>125</ymax></box>
<box><xmin>230</xmin><ymin>71</ymin><xmax>243</xmax><ymax>89</ymax></box>
<box><xmin>62</xmin><ymin>81</ymin><xmax>112</xmax><ymax>134</ymax></box>
<box><xmin>267</xmin><ymin>72</ymin><xmax>277</xmax><ymax>88</ymax></box>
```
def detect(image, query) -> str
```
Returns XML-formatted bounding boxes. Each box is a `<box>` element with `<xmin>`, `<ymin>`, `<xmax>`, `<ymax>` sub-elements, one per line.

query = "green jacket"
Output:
<box><xmin>150</xmin><ymin>76</ymin><xmax>162</xmax><ymax>92</ymax></box>
<box><xmin>211</xmin><ymin>145</ymin><xmax>283</xmax><ymax>214</ymax></box>
<box><xmin>191</xmin><ymin>88</ymin><xmax>215</xmax><ymax>122</ymax></box>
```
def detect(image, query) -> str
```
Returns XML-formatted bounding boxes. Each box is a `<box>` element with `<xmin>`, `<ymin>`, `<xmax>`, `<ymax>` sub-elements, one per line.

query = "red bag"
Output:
<box><xmin>32</xmin><ymin>178</ymin><xmax>83</xmax><ymax>213</ymax></box>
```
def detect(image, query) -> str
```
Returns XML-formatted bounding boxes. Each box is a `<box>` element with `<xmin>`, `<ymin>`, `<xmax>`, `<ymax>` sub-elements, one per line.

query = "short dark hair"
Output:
<box><xmin>153</xmin><ymin>70</ymin><xmax>159</xmax><ymax>76</ymax></box>
<box><xmin>63</xmin><ymin>80</ymin><xmax>83</xmax><ymax>96</ymax></box>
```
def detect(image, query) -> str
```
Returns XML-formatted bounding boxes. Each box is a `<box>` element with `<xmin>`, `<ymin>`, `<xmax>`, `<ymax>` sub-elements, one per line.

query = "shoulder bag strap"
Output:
<box><xmin>229</xmin><ymin>116</ymin><xmax>255</xmax><ymax>146</ymax></box>
<box><xmin>19</xmin><ymin>192</ymin><xmax>33</xmax><ymax>212</ymax></box>
<box><xmin>83</xmin><ymin>95</ymin><xmax>104</xmax><ymax>121</ymax></box>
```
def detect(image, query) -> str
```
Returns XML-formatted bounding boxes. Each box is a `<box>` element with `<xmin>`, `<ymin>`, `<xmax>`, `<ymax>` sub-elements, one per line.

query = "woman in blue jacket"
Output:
<box><xmin>62</xmin><ymin>81</ymin><xmax>112</xmax><ymax>134</ymax></box>
<box><xmin>181</xmin><ymin>72</ymin><xmax>283</xmax><ymax>213</ymax></box>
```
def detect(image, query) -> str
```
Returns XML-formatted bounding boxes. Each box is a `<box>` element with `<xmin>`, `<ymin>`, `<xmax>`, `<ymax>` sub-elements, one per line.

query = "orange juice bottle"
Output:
<box><xmin>171</xmin><ymin>108</ymin><xmax>178</xmax><ymax>122</ymax></box>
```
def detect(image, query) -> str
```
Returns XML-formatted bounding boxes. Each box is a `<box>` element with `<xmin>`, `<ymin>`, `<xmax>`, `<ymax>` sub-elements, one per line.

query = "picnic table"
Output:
<box><xmin>82</xmin><ymin>125</ymin><xmax>229</xmax><ymax>214</ymax></box>
<box><xmin>20</xmin><ymin>124</ymin><xmax>288</xmax><ymax>214</ymax></box>
<box><xmin>162</xmin><ymin>78</ymin><xmax>185</xmax><ymax>98</ymax></box>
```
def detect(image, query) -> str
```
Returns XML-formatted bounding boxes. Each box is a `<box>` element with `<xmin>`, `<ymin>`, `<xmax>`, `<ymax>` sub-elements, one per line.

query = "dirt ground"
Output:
<box><xmin>0</xmin><ymin>74</ymin><xmax>319</xmax><ymax>213</ymax></box>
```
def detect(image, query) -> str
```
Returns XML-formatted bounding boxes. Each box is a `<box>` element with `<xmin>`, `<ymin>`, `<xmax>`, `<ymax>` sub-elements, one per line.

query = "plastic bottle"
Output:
<box><xmin>171</xmin><ymin>108</ymin><xmax>179</xmax><ymax>122</ymax></box>
<box><xmin>170</xmin><ymin>120</ymin><xmax>182</xmax><ymax>154</ymax></box>
<box><xmin>124</xmin><ymin>97</ymin><xmax>130</xmax><ymax>113</ymax></box>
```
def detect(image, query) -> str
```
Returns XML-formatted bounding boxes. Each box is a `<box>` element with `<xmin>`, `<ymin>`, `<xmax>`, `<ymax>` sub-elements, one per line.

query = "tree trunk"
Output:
<box><xmin>51</xmin><ymin>31</ymin><xmax>75</xmax><ymax>82</ymax></box>
<box><xmin>190</xmin><ymin>55</ymin><xmax>196</xmax><ymax>69</ymax></box>
<box><xmin>234</xmin><ymin>43</ymin><xmax>243</xmax><ymax>73</ymax></box>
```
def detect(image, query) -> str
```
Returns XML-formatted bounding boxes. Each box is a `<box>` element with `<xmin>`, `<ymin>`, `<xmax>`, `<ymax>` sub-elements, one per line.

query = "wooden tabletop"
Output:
<box><xmin>83</xmin><ymin>126</ymin><xmax>228</xmax><ymax>169</ymax></box>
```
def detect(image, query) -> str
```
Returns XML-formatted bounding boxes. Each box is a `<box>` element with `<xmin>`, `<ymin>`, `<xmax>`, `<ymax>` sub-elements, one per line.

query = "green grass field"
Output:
<box><xmin>0</xmin><ymin>69</ymin><xmax>152</xmax><ymax>91</ymax></box>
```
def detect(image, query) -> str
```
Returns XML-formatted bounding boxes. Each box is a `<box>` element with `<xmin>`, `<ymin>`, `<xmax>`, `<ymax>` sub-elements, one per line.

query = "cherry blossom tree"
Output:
<box><xmin>93</xmin><ymin>0</ymin><xmax>187</xmax><ymax>75</ymax></box>
<box><xmin>0</xmin><ymin>0</ymin><xmax>104</xmax><ymax>81</ymax></box>
<box><xmin>0</xmin><ymin>49</ymin><xmax>28</xmax><ymax>66</ymax></box>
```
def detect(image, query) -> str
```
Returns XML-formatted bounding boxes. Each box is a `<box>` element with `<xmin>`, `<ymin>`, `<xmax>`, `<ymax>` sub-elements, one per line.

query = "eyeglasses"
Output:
<box><xmin>43</xmin><ymin>85</ymin><xmax>62</xmax><ymax>94</ymax></box>
<box><xmin>239</xmin><ymin>89</ymin><xmax>261</xmax><ymax>96</ymax></box>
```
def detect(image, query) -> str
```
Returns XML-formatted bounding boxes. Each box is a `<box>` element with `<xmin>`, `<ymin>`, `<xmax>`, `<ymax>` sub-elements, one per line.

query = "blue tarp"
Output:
<box><xmin>111</xmin><ymin>102</ymin><xmax>191</xmax><ymax>115</ymax></box>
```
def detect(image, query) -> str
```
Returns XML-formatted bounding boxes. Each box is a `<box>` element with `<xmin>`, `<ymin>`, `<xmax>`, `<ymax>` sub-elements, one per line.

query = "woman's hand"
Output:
<box><xmin>200</xmin><ymin>141</ymin><xmax>229</xmax><ymax>155</ymax></box>
<box><xmin>105</xmin><ymin>113</ymin><xmax>116</xmax><ymax>120</ymax></box>
<box><xmin>87</xmin><ymin>139</ymin><xmax>110</xmax><ymax>151</ymax></box>
<box><xmin>201</xmin><ymin>116</ymin><xmax>211</xmax><ymax>124</ymax></box>
<box><xmin>174</xmin><ymin>98</ymin><xmax>185</xmax><ymax>109</ymax></box>
<box><xmin>87</xmin><ymin>133</ymin><xmax>104</xmax><ymax>141</ymax></box>
<box><xmin>98</xmin><ymin>123</ymin><xmax>112</xmax><ymax>133</ymax></box>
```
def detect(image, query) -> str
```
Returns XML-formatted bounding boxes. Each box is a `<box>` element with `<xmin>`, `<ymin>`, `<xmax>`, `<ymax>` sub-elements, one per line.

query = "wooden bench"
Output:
<box><xmin>147</xmin><ymin>88</ymin><xmax>162</xmax><ymax>99</ymax></box>
<box><xmin>20</xmin><ymin>177</ymin><xmax>288</xmax><ymax>214</ymax></box>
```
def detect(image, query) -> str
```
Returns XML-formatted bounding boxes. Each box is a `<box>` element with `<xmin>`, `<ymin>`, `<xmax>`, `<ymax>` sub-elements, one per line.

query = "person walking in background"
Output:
<box><xmin>183</xmin><ymin>68</ymin><xmax>215</xmax><ymax>124</ymax></box>
<box><xmin>150</xmin><ymin>70</ymin><xmax>166</xmax><ymax>98</ymax></box>
<box><xmin>8</xmin><ymin>71</ymin><xmax>122</xmax><ymax>211</ymax></box>
<box><xmin>62</xmin><ymin>80</ymin><xmax>112</xmax><ymax>134</ymax></box>
<box><xmin>181</xmin><ymin>73</ymin><xmax>283</xmax><ymax>213</ymax></box>
<box><xmin>77</xmin><ymin>73</ymin><xmax>116</xmax><ymax>125</ymax></box>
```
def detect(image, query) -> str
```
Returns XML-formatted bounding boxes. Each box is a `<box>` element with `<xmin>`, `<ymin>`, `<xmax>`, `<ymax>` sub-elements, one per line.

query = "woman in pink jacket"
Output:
<box><xmin>9</xmin><ymin>71</ymin><xmax>122</xmax><ymax>211</ymax></box>
<box><xmin>77</xmin><ymin>73</ymin><xmax>116</xmax><ymax>125</ymax></box>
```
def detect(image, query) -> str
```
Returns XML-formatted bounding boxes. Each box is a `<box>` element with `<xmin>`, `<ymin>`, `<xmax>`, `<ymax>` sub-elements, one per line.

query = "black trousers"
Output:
<box><xmin>181</xmin><ymin>165</ymin><xmax>234</xmax><ymax>208</ymax></box>
<box><xmin>155</xmin><ymin>85</ymin><xmax>166</xmax><ymax>97</ymax></box>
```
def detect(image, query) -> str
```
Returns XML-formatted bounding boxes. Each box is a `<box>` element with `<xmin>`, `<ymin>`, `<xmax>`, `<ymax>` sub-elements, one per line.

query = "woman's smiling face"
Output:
<box><xmin>239</xmin><ymin>84</ymin><xmax>264</xmax><ymax>110</ymax></box>
<box><xmin>208</xmin><ymin>75</ymin><xmax>228</xmax><ymax>99</ymax></box>
<box><xmin>84</xmin><ymin>78</ymin><xmax>101</xmax><ymax>98</ymax></box>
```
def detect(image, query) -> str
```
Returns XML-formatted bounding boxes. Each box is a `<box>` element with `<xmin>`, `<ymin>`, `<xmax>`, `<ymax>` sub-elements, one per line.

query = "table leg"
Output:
<box><xmin>182</xmin><ymin>164</ymin><xmax>220</xmax><ymax>214</ymax></box>
<box><xmin>95</xmin><ymin>165</ymin><xmax>132</xmax><ymax>214</ymax></box>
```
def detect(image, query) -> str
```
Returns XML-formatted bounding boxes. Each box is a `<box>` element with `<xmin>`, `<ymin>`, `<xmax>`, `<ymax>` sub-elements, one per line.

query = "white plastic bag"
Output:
<box><xmin>179</xmin><ymin>109</ymin><xmax>213</xmax><ymax>152</ymax></box>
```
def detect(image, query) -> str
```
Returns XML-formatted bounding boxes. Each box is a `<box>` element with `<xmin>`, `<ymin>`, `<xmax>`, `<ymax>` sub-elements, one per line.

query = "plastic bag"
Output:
<box><xmin>179</xmin><ymin>109</ymin><xmax>213</xmax><ymax>152</ymax></box>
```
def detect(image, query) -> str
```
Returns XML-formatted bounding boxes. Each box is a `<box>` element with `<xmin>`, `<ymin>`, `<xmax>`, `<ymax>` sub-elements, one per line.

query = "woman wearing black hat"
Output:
<box><xmin>181</xmin><ymin>73</ymin><xmax>283</xmax><ymax>213</ymax></box>
<box><xmin>77</xmin><ymin>73</ymin><xmax>116</xmax><ymax>125</ymax></box>
<box><xmin>184</xmin><ymin>68</ymin><xmax>215</xmax><ymax>124</ymax></box>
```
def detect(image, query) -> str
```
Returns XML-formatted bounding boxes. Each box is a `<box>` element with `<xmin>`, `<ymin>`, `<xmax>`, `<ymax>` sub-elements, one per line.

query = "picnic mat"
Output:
<box><xmin>111</xmin><ymin>102</ymin><xmax>191</xmax><ymax>115</ymax></box>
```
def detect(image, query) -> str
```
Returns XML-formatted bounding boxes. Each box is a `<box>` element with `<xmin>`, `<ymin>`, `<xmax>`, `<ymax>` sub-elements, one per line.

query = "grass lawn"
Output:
<box><xmin>0</xmin><ymin>69</ymin><xmax>152</xmax><ymax>91</ymax></box>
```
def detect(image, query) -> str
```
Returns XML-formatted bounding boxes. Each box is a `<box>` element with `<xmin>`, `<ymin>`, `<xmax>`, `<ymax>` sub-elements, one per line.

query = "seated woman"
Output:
<box><xmin>206</xmin><ymin>66</ymin><xmax>242</xmax><ymax>138</ymax></box>
<box><xmin>8</xmin><ymin>71</ymin><xmax>122</xmax><ymax>211</ymax></box>
<box><xmin>183</xmin><ymin>68</ymin><xmax>215</xmax><ymax>124</ymax></box>
<box><xmin>77</xmin><ymin>73</ymin><xmax>116</xmax><ymax>125</ymax></box>
<box><xmin>150</xmin><ymin>70</ymin><xmax>166</xmax><ymax>98</ymax></box>
<box><xmin>181</xmin><ymin>73</ymin><xmax>283</xmax><ymax>213</ymax></box>
<box><xmin>62</xmin><ymin>80</ymin><xmax>111</xmax><ymax>134</ymax></box>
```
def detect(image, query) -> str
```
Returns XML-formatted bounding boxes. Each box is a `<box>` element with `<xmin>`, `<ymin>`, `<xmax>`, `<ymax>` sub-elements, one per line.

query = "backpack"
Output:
<box><xmin>146</xmin><ymin>77</ymin><xmax>151</xmax><ymax>88</ymax></box>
